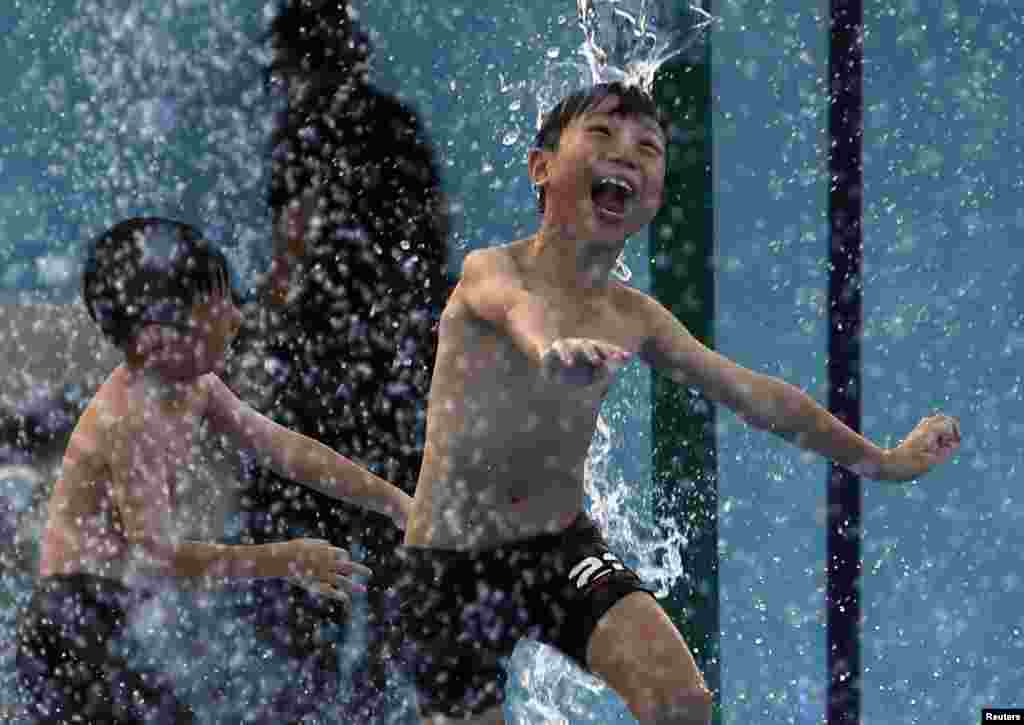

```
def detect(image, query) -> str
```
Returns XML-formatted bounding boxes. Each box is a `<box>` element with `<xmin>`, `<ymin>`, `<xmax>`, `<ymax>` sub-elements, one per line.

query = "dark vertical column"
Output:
<box><xmin>827</xmin><ymin>2</ymin><xmax>863</xmax><ymax>724</ymax></box>
<box><xmin>650</xmin><ymin>11</ymin><xmax>719</xmax><ymax>720</ymax></box>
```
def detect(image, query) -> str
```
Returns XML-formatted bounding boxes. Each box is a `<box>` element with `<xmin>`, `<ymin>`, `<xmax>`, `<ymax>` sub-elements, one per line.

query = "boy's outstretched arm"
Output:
<box><xmin>636</xmin><ymin>295</ymin><xmax>960</xmax><ymax>482</ymax></box>
<box><xmin>204</xmin><ymin>375</ymin><xmax>412</xmax><ymax>528</ymax></box>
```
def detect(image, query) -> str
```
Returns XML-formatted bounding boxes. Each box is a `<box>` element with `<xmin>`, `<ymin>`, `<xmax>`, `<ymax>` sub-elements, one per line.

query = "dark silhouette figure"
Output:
<box><xmin>228</xmin><ymin>1</ymin><xmax>449</xmax><ymax>721</ymax></box>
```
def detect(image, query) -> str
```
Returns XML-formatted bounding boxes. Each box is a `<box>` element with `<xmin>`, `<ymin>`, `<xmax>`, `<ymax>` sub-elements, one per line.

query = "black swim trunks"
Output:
<box><xmin>386</xmin><ymin>512</ymin><xmax>655</xmax><ymax>719</ymax></box>
<box><xmin>16</xmin><ymin>574</ymin><xmax>194</xmax><ymax>725</ymax></box>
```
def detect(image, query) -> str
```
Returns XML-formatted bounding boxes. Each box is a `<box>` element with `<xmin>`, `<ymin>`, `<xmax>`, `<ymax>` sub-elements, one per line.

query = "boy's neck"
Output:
<box><xmin>124</xmin><ymin>361</ymin><xmax>199</xmax><ymax>408</ymax></box>
<box><xmin>529</xmin><ymin>223</ymin><xmax>627</xmax><ymax>292</ymax></box>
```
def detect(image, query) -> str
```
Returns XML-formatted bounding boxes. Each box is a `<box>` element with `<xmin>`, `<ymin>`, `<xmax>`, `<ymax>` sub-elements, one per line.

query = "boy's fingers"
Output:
<box><xmin>292</xmin><ymin>577</ymin><xmax>348</xmax><ymax>603</ymax></box>
<box><xmin>574</xmin><ymin>346</ymin><xmax>596</xmax><ymax>366</ymax></box>
<box><xmin>341</xmin><ymin>560</ymin><xmax>373</xmax><ymax>578</ymax></box>
<box><xmin>319</xmin><ymin>581</ymin><xmax>353</xmax><ymax>603</ymax></box>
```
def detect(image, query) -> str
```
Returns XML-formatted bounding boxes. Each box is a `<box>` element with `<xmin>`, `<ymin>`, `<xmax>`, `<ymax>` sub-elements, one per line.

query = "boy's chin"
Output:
<box><xmin>591</xmin><ymin>202</ymin><xmax>655</xmax><ymax>237</ymax></box>
<box><xmin>589</xmin><ymin>212</ymin><xmax>646</xmax><ymax>242</ymax></box>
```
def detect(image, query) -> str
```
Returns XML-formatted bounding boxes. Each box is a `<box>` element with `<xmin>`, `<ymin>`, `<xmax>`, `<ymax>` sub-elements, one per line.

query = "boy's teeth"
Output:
<box><xmin>597</xmin><ymin>177</ymin><xmax>634</xmax><ymax>195</ymax></box>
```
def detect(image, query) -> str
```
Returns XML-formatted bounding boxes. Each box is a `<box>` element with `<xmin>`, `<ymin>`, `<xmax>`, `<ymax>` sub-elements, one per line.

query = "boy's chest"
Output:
<box><xmin>148</xmin><ymin>412</ymin><xmax>240</xmax><ymax>532</ymax></box>
<box><xmin>132</xmin><ymin>395</ymin><xmax>221</xmax><ymax>489</ymax></box>
<box><xmin>539</xmin><ymin>291</ymin><xmax>642</xmax><ymax>349</ymax></box>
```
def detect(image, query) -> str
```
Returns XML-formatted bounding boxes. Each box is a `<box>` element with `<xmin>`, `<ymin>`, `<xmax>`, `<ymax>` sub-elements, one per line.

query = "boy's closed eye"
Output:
<box><xmin>641</xmin><ymin>139</ymin><xmax>665</xmax><ymax>155</ymax></box>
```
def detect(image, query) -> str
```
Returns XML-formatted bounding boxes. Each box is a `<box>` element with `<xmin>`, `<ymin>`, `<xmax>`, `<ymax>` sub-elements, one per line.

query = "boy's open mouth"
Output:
<box><xmin>591</xmin><ymin>176</ymin><xmax>635</xmax><ymax>219</ymax></box>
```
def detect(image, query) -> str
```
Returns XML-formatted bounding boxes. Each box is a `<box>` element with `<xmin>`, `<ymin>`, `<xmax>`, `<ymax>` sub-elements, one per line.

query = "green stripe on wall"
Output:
<box><xmin>651</xmin><ymin>49</ymin><xmax>720</xmax><ymax>721</ymax></box>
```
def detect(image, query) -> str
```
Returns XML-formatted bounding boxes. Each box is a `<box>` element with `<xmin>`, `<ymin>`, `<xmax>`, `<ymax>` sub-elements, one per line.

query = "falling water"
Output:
<box><xmin>531</xmin><ymin>1</ymin><xmax>714</xmax><ymax>128</ymax></box>
<box><xmin>577</xmin><ymin>0</ymin><xmax>714</xmax><ymax>94</ymax></box>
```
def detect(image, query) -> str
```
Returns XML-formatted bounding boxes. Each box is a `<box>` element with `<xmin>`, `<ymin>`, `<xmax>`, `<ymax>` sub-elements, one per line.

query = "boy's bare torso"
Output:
<box><xmin>407</xmin><ymin>239</ymin><xmax>649</xmax><ymax>551</ymax></box>
<box><xmin>39</xmin><ymin>368</ymin><xmax>236</xmax><ymax>582</ymax></box>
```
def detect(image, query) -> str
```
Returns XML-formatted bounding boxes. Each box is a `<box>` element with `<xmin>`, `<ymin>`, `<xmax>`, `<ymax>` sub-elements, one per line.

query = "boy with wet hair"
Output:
<box><xmin>16</xmin><ymin>217</ymin><xmax>412</xmax><ymax>725</ymax></box>
<box><xmin>532</xmin><ymin>82</ymin><xmax>670</xmax><ymax>214</ymax></box>
<box><xmin>392</xmin><ymin>81</ymin><xmax>960</xmax><ymax>724</ymax></box>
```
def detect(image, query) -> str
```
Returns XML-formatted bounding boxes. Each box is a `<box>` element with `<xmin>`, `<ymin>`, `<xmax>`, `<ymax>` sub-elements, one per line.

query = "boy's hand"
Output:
<box><xmin>283</xmin><ymin>538</ymin><xmax>372</xmax><ymax>604</ymax></box>
<box><xmin>541</xmin><ymin>338</ymin><xmax>632</xmax><ymax>386</ymax></box>
<box><xmin>877</xmin><ymin>414</ymin><xmax>961</xmax><ymax>482</ymax></box>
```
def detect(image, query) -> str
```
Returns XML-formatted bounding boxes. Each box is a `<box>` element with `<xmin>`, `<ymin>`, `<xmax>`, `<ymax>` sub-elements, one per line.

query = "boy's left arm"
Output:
<box><xmin>204</xmin><ymin>375</ymin><xmax>412</xmax><ymax>528</ymax></box>
<box><xmin>635</xmin><ymin>294</ymin><xmax>959</xmax><ymax>482</ymax></box>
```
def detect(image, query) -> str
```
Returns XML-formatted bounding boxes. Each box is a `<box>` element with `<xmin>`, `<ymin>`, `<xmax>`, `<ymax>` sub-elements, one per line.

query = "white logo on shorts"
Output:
<box><xmin>569</xmin><ymin>552</ymin><xmax>625</xmax><ymax>590</ymax></box>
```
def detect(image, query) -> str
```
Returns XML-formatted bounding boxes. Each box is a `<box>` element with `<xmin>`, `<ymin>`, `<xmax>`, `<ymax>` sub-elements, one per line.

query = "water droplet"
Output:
<box><xmin>502</xmin><ymin>130</ymin><xmax>520</xmax><ymax>147</ymax></box>
<box><xmin>547</xmin><ymin>47</ymin><xmax>561</xmax><ymax>59</ymax></box>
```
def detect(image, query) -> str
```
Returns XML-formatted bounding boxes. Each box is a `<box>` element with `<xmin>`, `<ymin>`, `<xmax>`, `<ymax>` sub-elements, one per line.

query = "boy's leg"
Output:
<box><xmin>585</xmin><ymin>592</ymin><xmax>713</xmax><ymax>725</ymax></box>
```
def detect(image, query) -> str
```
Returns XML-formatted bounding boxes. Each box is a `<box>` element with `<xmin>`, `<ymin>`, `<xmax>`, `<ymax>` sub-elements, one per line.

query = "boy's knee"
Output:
<box><xmin>632</xmin><ymin>686</ymin><xmax>713</xmax><ymax>725</ymax></box>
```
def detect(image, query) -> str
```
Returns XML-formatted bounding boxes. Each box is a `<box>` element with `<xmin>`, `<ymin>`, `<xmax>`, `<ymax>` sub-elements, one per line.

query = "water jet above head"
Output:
<box><xmin>576</xmin><ymin>0</ymin><xmax>714</xmax><ymax>93</ymax></box>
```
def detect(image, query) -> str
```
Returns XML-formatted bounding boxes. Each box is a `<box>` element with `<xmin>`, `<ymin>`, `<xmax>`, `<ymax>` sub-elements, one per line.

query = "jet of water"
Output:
<box><xmin>577</xmin><ymin>0</ymin><xmax>714</xmax><ymax>93</ymax></box>
<box><xmin>531</xmin><ymin>1</ymin><xmax>714</xmax><ymax>130</ymax></box>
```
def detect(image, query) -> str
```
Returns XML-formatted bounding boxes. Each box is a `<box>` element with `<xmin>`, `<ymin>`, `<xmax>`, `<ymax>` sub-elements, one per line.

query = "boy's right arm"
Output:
<box><xmin>456</xmin><ymin>249</ymin><xmax>555</xmax><ymax>365</ymax></box>
<box><xmin>108</xmin><ymin>419</ymin><xmax>367</xmax><ymax>596</ymax></box>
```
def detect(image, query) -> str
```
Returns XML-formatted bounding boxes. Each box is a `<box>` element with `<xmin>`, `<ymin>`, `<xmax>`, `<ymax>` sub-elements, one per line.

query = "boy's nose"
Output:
<box><xmin>604</xmin><ymin>146</ymin><xmax>640</xmax><ymax>170</ymax></box>
<box><xmin>598</xmin><ymin>140</ymin><xmax>638</xmax><ymax>166</ymax></box>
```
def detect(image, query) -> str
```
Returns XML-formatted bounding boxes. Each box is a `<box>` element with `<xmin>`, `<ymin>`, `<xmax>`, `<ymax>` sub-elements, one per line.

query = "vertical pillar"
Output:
<box><xmin>827</xmin><ymin>2</ymin><xmax>863</xmax><ymax>724</ymax></box>
<box><xmin>650</xmin><ymin>13</ymin><xmax>719</xmax><ymax>719</ymax></box>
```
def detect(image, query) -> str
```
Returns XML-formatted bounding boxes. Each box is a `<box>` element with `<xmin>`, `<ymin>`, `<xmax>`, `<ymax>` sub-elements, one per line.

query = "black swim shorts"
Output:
<box><xmin>16</xmin><ymin>574</ymin><xmax>194</xmax><ymax>725</ymax></box>
<box><xmin>386</xmin><ymin>511</ymin><xmax>655</xmax><ymax>719</ymax></box>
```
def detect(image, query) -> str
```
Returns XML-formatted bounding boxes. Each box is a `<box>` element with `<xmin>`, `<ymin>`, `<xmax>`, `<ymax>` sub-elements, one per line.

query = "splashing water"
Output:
<box><xmin>44</xmin><ymin>2</ymin><xmax>274</xmax><ymax>286</ymax></box>
<box><xmin>507</xmin><ymin>405</ymin><xmax>692</xmax><ymax>722</ymax></box>
<box><xmin>530</xmin><ymin>1</ymin><xmax>714</xmax><ymax>135</ymax></box>
<box><xmin>577</xmin><ymin>0</ymin><xmax>714</xmax><ymax>94</ymax></box>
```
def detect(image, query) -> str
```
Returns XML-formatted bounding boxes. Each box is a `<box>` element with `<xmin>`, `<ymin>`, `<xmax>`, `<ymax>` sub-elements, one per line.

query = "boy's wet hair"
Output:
<box><xmin>533</xmin><ymin>82</ymin><xmax>670</xmax><ymax>213</ymax></box>
<box><xmin>82</xmin><ymin>217</ymin><xmax>233</xmax><ymax>348</ymax></box>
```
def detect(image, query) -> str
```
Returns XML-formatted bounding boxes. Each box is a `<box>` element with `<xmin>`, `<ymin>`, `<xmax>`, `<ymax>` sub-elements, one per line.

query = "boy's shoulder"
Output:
<box><xmin>609</xmin><ymin>278</ymin><xmax>657</xmax><ymax>307</ymax></box>
<box><xmin>62</xmin><ymin>369</ymin><xmax>129</xmax><ymax>466</ymax></box>
<box><xmin>460</xmin><ymin>240</ymin><xmax>527</xmax><ymax>281</ymax></box>
<box><xmin>605</xmin><ymin>281</ymin><xmax>672</xmax><ymax>339</ymax></box>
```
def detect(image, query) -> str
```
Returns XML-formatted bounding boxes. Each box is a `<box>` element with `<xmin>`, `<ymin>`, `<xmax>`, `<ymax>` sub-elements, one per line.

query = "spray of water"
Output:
<box><xmin>509</xmin><ymin>405</ymin><xmax>693</xmax><ymax>722</ymax></box>
<box><xmin>531</xmin><ymin>0</ymin><xmax>714</xmax><ymax>129</ymax></box>
<box><xmin>577</xmin><ymin>0</ymin><xmax>714</xmax><ymax>95</ymax></box>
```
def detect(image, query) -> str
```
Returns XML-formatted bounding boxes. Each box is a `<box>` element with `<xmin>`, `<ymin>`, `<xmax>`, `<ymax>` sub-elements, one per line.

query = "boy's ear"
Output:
<box><xmin>527</xmin><ymin>148</ymin><xmax>551</xmax><ymax>187</ymax></box>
